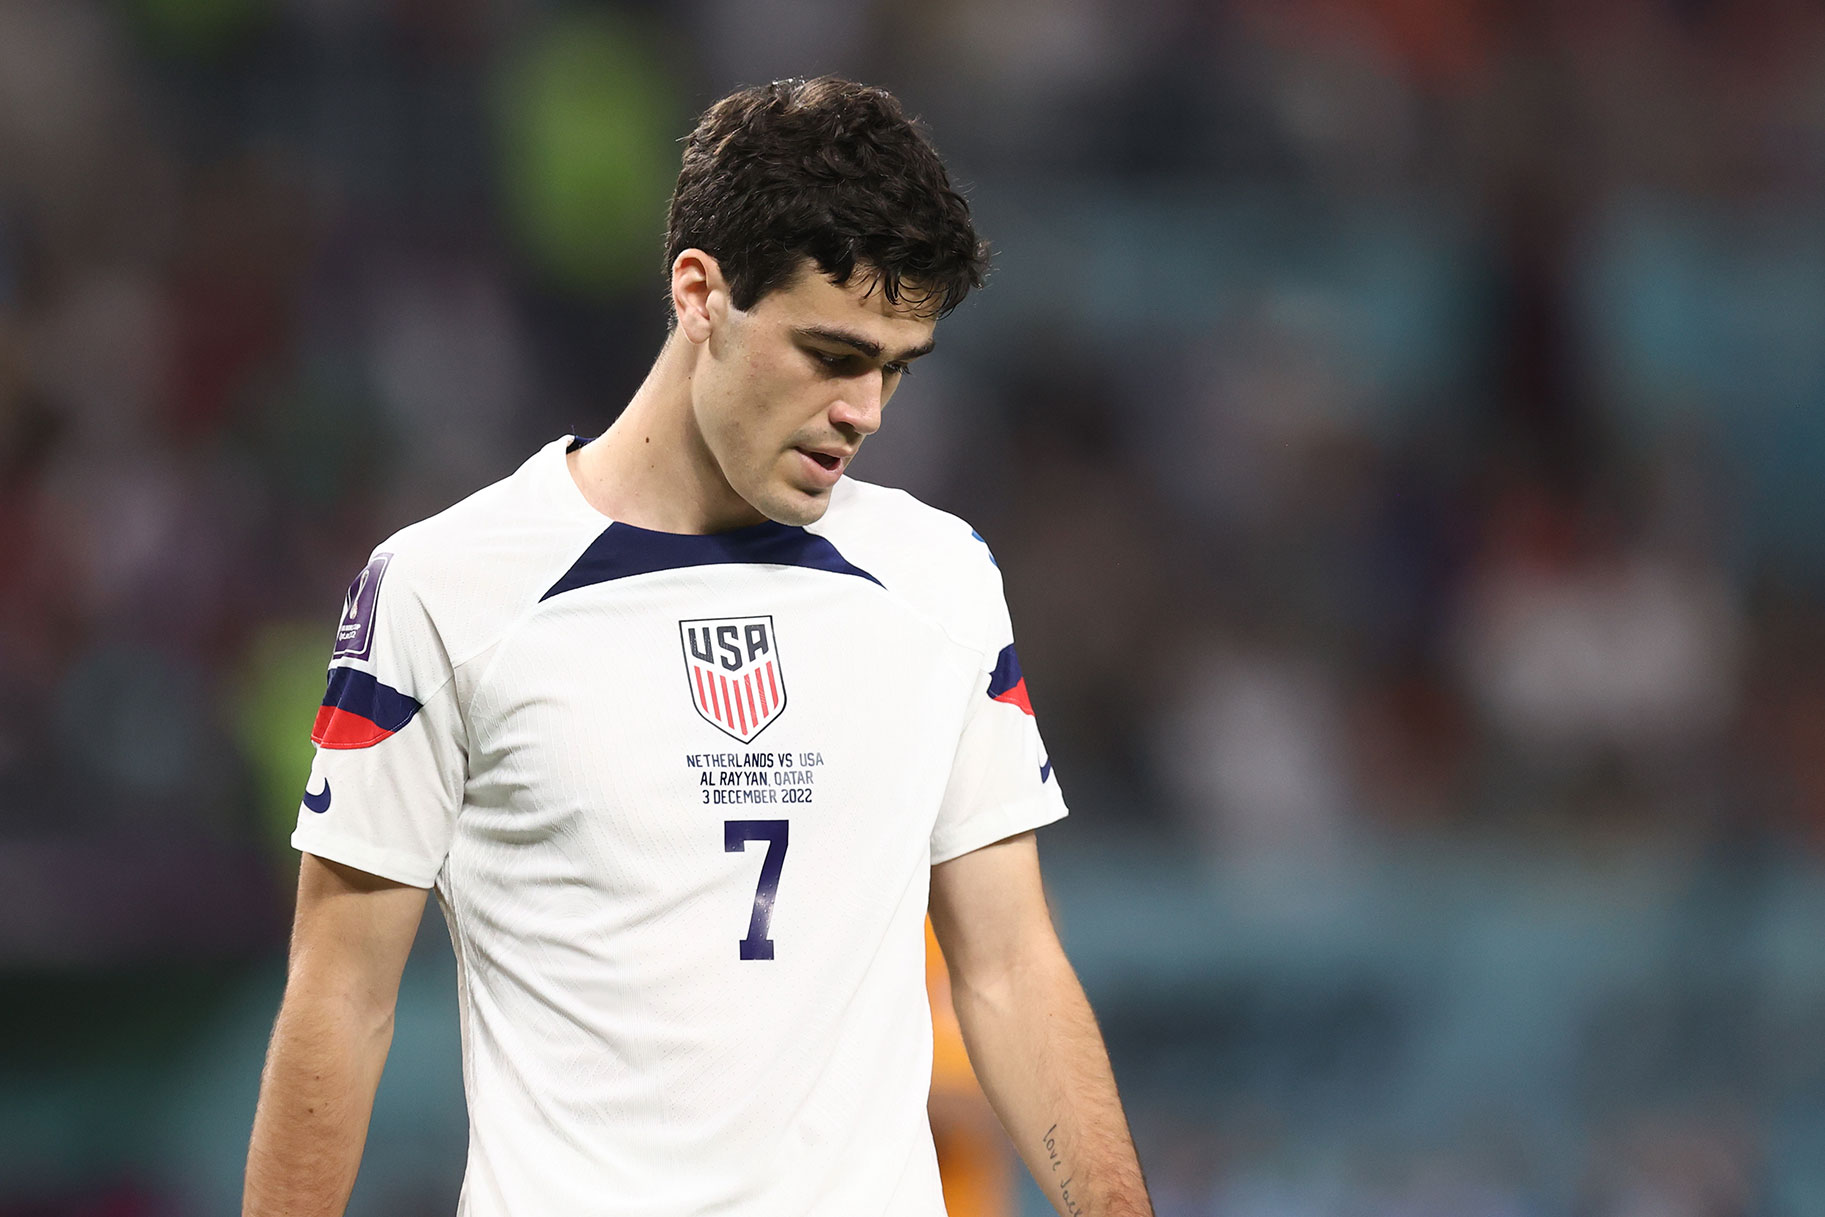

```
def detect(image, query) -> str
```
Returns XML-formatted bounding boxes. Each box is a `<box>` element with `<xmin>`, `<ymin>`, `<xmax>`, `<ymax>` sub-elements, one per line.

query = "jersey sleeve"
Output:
<box><xmin>929</xmin><ymin>554</ymin><xmax>1068</xmax><ymax>864</ymax></box>
<box><xmin>290</xmin><ymin>549</ymin><xmax>467</xmax><ymax>887</ymax></box>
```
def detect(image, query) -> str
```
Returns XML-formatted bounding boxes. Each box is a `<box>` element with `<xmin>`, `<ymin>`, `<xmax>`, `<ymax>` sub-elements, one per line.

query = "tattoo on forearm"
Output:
<box><xmin>1041</xmin><ymin>1123</ymin><xmax>1085</xmax><ymax>1217</ymax></box>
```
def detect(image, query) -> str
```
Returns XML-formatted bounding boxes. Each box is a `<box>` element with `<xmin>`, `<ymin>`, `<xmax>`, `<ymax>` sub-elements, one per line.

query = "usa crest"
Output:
<box><xmin>680</xmin><ymin>615</ymin><xmax>787</xmax><ymax>743</ymax></box>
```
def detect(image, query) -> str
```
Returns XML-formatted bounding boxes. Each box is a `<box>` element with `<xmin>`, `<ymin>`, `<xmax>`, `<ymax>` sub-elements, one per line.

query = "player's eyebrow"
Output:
<box><xmin>794</xmin><ymin>326</ymin><xmax>936</xmax><ymax>364</ymax></box>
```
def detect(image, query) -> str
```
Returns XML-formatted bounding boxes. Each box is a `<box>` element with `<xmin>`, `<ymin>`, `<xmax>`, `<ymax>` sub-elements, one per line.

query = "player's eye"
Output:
<box><xmin>807</xmin><ymin>348</ymin><xmax>907</xmax><ymax>379</ymax></box>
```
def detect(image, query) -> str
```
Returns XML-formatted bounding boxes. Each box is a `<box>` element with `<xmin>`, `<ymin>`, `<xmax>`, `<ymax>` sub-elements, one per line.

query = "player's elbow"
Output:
<box><xmin>277</xmin><ymin>958</ymin><xmax>402</xmax><ymax>1048</ymax></box>
<box><xmin>946</xmin><ymin>930</ymin><xmax>1077</xmax><ymax>1026</ymax></box>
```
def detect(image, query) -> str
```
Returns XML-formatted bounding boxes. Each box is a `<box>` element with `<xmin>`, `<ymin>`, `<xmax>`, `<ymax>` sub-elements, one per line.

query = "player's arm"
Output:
<box><xmin>243</xmin><ymin>852</ymin><xmax>429</xmax><ymax>1217</ymax></box>
<box><xmin>929</xmin><ymin>831</ymin><xmax>1152</xmax><ymax>1217</ymax></box>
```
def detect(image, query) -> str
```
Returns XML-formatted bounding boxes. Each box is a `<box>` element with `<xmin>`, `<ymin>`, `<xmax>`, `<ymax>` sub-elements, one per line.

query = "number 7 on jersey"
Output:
<box><xmin>724</xmin><ymin>819</ymin><xmax>789</xmax><ymax>960</ymax></box>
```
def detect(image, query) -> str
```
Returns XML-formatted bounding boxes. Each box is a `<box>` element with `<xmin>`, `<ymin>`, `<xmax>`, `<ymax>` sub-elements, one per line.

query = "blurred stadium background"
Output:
<box><xmin>3</xmin><ymin>0</ymin><xmax>1825</xmax><ymax>1213</ymax></box>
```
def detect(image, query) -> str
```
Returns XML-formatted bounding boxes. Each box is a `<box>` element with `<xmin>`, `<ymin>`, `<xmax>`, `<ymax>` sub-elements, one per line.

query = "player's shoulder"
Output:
<box><xmin>815</xmin><ymin>477</ymin><xmax>1006</xmax><ymax>649</ymax></box>
<box><xmin>376</xmin><ymin>444</ymin><xmax>548</xmax><ymax>575</ymax></box>
<box><xmin>357</xmin><ymin>439</ymin><xmax>605</xmax><ymax>662</ymax></box>
<box><xmin>818</xmin><ymin>476</ymin><xmax>996</xmax><ymax>575</ymax></box>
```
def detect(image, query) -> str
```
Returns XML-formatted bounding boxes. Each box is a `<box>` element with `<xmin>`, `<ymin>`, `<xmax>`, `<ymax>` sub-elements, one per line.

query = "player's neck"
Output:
<box><xmin>567</xmin><ymin>334</ymin><xmax>763</xmax><ymax>535</ymax></box>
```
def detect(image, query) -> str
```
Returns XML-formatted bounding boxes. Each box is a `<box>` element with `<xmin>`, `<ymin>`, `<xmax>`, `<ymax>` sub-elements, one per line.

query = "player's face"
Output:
<box><xmin>695</xmin><ymin>264</ymin><xmax>938</xmax><ymax>527</ymax></box>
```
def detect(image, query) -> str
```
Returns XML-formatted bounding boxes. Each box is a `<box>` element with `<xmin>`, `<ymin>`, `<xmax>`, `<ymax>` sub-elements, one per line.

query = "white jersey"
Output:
<box><xmin>291</xmin><ymin>436</ymin><xmax>1067</xmax><ymax>1217</ymax></box>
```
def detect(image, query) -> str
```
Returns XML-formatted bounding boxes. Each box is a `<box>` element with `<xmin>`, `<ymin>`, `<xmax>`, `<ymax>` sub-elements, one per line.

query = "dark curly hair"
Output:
<box><xmin>665</xmin><ymin>77</ymin><xmax>989</xmax><ymax>319</ymax></box>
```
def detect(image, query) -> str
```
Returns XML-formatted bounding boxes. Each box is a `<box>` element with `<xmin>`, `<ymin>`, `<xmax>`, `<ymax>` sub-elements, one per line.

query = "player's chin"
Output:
<box><xmin>761</xmin><ymin>481</ymin><xmax>835</xmax><ymax>527</ymax></box>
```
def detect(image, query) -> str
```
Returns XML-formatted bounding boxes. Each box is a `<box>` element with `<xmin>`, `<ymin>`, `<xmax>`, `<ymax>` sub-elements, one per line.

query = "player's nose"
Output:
<box><xmin>830</xmin><ymin>371</ymin><xmax>884</xmax><ymax>436</ymax></box>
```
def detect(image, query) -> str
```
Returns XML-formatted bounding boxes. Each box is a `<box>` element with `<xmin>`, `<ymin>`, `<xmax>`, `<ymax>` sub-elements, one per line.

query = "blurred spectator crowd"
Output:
<box><xmin>3</xmin><ymin>1</ymin><xmax>1825</xmax><ymax>1214</ymax></box>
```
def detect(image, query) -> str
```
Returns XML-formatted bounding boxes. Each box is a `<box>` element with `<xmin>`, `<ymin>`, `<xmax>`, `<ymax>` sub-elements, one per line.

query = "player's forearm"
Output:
<box><xmin>243</xmin><ymin>984</ymin><xmax>395</xmax><ymax>1217</ymax></box>
<box><xmin>950</xmin><ymin>944</ymin><xmax>1151</xmax><ymax>1217</ymax></box>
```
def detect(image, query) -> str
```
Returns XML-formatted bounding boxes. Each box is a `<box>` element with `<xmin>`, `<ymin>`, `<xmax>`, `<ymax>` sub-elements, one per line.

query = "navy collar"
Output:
<box><xmin>544</xmin><ymin>519</ymin><xmax>882</xmax><ymax>600</ymax></box>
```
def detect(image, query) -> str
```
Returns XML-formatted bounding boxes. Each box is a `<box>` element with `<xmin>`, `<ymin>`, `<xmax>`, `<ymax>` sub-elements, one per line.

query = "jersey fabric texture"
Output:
<box><xmin>291</xmin><ymin>437</ymin><xmax>1068</xmax><ymax>1217</ymax></box>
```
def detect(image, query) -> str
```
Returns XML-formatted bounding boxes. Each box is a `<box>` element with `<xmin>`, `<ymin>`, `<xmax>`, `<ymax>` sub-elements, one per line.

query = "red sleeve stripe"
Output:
<box><xmin>312</xmin><ymin>706</ymin><xmax>401</xmax><ymax>750</ymax></box>
<box><xmin>311</xmin><ymin>668</ymin><xmax>423</xmax><ymax>750</ymax></box>
<box><xmin>992</xmin><ymin>678</ymin><xmax>1034</xmax><ymax>715</ymax></box>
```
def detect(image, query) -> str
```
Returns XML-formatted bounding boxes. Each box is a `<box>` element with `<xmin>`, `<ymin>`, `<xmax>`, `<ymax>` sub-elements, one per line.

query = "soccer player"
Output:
<box><xmin>244</xmin><ymin>76</ymin><xmax>1153</xmax><ymax>1217</ymax></box>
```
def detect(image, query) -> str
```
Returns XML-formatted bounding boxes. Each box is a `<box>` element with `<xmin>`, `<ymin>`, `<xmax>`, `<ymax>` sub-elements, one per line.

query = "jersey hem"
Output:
<box><xmin>291</xmin><ymin>829</ymin><xmax>442</xmax><ymax>888</ymax></box>
<box><xmin>929</xmin><ymin>796</ymin><xmax>1069</xmax><ymax>865</ymax></box>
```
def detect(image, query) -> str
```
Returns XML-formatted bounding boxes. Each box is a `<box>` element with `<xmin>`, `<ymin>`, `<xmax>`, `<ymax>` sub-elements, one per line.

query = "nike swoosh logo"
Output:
<box><xmin>302</xmin><ymin>778</ymin><xmax>332</xmax><ymax>814</ymax></box>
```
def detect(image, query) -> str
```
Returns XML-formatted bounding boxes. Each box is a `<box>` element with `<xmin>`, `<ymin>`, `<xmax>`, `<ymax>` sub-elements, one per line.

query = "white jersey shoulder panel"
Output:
<box><xmin>372</xmin><ymin>442</ymin><xmax>607</xmax><ymax>670</ymax></box>
<box><xmin>810</xmin><ymin>477</ymin><xmax>1005</xmax><ymax>667</ymax></box>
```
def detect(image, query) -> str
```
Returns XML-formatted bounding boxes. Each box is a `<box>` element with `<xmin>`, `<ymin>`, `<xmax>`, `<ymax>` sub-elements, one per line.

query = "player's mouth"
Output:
<box><xmin>793</xmin><ymin>446</ymin><xmax>849</xmax><ymax>487</ymax></box>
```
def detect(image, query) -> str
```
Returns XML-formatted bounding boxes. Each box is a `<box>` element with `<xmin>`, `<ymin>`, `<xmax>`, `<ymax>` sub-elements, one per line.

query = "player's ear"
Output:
<box><xmin>672</xmin><ymin>249</ymin><xmax>726</xmax><ymax>344</ymax></box>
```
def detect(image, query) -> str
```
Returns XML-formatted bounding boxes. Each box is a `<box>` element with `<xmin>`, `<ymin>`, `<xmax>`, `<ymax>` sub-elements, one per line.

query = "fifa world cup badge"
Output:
<box><xmin>333</xmin><ymin>553</ymin><xmax>393</xmax><ymax>661</ymax></box>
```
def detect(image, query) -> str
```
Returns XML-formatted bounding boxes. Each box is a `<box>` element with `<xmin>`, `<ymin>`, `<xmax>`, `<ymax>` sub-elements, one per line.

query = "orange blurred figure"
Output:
<box><xmin>926</xmin><ymin>919</ymin><xmax>1015</xmax><ymax>1217</ymax></box>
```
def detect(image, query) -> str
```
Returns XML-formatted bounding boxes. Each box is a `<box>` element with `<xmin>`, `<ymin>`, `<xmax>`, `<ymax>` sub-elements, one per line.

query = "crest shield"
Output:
<box><xmin>679</xmin><ymin>615</ymin><xmax>787</xmax><ymax>743</ymax></box>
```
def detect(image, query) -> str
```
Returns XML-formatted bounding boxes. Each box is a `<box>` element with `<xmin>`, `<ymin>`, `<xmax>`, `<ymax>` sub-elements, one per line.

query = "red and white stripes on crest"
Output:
<box><xmin>693</xmin><ymin>660</ymin><xmax>781</xmax><ymax>734</ymax></box>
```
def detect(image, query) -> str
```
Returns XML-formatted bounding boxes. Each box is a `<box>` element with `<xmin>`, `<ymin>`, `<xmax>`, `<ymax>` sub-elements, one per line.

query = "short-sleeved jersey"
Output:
<box><xmin>291</xmin><ymin>436</ymin><xmax>1067</xmax><ymax>1217</ymax></box>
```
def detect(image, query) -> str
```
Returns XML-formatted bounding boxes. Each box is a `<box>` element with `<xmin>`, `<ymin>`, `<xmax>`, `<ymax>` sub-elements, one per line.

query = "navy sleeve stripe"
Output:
<box><xmin>986</xmin><ymin>644</ymin><xmax>1023</xmax><ymax>699</ymax></box>
<box><xmin>320</xmin><ymin>666</ymin><xmax>423</xmax><ymax>728</ymax></box>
